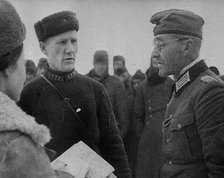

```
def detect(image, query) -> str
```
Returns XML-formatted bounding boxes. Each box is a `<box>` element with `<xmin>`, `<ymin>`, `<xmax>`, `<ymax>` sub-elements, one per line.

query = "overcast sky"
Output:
<box><xmin>10</xmin><ymin>0</ymin><xmax>224</xmax><ymax>75</ymax></box>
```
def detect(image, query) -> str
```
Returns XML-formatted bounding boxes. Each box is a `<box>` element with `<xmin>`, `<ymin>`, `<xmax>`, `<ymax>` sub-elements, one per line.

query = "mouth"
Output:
<box><xmin>64</xmin><ymin>57</ymin><xmax>75</xmax><ymax>61</ymax></box>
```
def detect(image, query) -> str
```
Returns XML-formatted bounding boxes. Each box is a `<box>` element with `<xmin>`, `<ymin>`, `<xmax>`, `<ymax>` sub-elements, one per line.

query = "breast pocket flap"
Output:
<box><xmin>170</xmin><ymin>113</ymin><xmax>195</xmax><ymax>131</ymax></box>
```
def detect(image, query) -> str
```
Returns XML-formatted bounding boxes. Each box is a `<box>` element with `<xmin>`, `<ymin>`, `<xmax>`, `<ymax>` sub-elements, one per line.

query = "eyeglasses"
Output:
<box><xmin>153</xmin><ymin>38</ymin><xmax>189</xmax><ymax>51</ymax></box>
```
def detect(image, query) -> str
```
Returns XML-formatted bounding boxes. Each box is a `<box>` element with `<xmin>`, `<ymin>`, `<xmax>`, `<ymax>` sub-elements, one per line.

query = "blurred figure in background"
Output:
<box><xmin>131</xmin><ymin>70</ymin><xmax>146</xmax><ymax>96</ymax></box>
<box><xmin>113</xmin><ymin>55</ymin><xmax>126</xmax><ymax>75</ymax></box>
<box><xmin>135</xmin><ymin>51</ymin><xmax>173</xmax><ymax>178</ymax></box>
<box><xmin>87</xmin><ymin>50</ymin><xmax>129</xmax><ymax>139</ymax></box>
<box><xmin>25</xmin><ymin>59</ymin><xmax>36</xmax><ymax>84</ymax></box>
<box><xmin>36</xmin><ymin>57</ymin><xmax>48</xmax><ymax>77</ymax></box>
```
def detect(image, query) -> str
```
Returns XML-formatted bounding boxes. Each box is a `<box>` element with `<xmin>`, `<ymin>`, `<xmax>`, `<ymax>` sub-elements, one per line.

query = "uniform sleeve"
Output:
<box><xmin>97</xmin><ymin>86</ymin><xmax>131</xmax><ymax>178</ymax></box>
<box><xmin>0</xmin><ymin>135</ymin><xmax>74</xmax><ymax>178</ymax></box>
<box><xmin>194</xmin><ymin>84</ymin><xmax>224</xmax><ymax>177</ymax></box>
<box><xmin>113</xmin><ymin>81</ymin><xmax>129</xmax><ymax>139</ymax></box>
<box><xmin>134</xmin><ymin>85</ymin><xmax>145</xmax><ymax>138</ymax></box>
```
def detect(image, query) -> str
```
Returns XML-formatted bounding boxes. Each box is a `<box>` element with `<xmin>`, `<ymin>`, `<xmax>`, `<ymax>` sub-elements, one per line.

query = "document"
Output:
<box><xmin>51</xmin><ymin>141</ymin><xmax>116</xmax><ymax>178</ymax></box>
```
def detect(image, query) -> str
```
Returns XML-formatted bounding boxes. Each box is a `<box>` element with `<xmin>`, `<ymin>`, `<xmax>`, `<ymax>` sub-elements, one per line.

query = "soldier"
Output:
<box><xmin>135</xmin><ymin>51</ymin><xmax>173</xmax><ymax>178</ymax></box>
<box><xmin>87</xmin><ymin>50</ymin><xmax>129</xmax><ymax>139</ymax></box>
<box><xmin>150</xmin><ymin>9</ymin><xmax>224</xmax><ymax>177</ymax></box>
<box><xmin>19</xmin><ymin>11</ymin><xmax>130</xmax><ymax>178</ymax></box>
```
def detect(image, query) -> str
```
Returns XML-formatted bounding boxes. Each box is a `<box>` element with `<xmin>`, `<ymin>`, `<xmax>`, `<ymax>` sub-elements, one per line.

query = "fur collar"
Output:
<box><xmin>0</xmin><ymin>92</ymin><xmax>51</xmax><ymax>146</ymax></box>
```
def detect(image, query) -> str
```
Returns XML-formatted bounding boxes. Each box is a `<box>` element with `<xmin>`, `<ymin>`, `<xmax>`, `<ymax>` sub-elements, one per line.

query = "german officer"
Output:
<box><xmin>150</xmin><ymin>9</ymin><xmax>224</xmax><ymax>177</ymax></box>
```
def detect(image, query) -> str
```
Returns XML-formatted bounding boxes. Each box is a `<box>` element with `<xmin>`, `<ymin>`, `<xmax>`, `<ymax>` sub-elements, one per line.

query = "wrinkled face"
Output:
<box><xmin>42</xmin><ymin>30</ymin><xmax>78</xmax><ymax>72</ymax></box>
<box><xmin>7</xmin><ymin>48</ymin><xmax>26</xmax><ymax>101</ymax></box>
<box><xmin>113</xmin><ymin>60</ymin><xmax>124</xmax><ymax>72</ymax></box>
<box><xmin>132</xmin><ymin>79</ymin><xmax>142</xmax><ymax>90</ymax></box>
<box><xmin>153</xmin><ymin>34</ymin><xmax>185</xmax><ymax>77</ymax></box>
<box><xmin>94</xmin><ymin>63</ymin><xmax>108</xmax><ymax>76</ymax></box>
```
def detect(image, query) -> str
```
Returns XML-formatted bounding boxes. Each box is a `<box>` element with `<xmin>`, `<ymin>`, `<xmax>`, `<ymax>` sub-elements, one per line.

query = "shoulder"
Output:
<box><xmin>76</xmin><ymin>73</ymin><xmax>106</xmax><ymax>91</ymax></box>
<box><xmin>21</xmin><ymin>77</ymin><xmax>46</xmax><ymax>97</ymax></box>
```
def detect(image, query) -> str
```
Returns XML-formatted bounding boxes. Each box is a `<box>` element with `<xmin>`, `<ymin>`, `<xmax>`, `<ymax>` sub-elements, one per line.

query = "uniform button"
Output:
<box><xmin>169</xmin><ymin>160</ymin><xmax>172</xmax><ymax>164</ymax></box>
<box><xmin>177</xmin><ymin>123</ymin><xmax>182</xmax><ymax>129</ymax></box>
<box><xmin>169</xmin><ymin>114</ymin><xmax>173</xmax><ymax>119</ymax></box>
<box><xmin>149</xmin><ymin>114</ymin><xmax>153</xmax><ymax>118</ymax></box>
<box><xmin>146</xmin><ymin>122</ymin><xmax>149</xmax><ymax>126</ymax></box>
<box><xmin>166</xmin><ymin>138</ymin><xmax>170</xmax><ymax>143</ymax></box>
<box><xmin>148</xmin><ymin>106</ymin><xmax>152</xmax><ymax>110</ymax></box>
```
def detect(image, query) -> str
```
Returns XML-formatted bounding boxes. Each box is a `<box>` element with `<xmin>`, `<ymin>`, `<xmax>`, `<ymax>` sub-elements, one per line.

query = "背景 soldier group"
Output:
<box><xmin>0</xmin><ymin>0</ymin><xmax>223</xmax><ymax>177</ymax></box>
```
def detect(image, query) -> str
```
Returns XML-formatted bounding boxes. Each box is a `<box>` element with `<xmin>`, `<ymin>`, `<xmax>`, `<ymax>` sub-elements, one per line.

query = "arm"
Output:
<box><xmin>194</xmin><ymin>84</ymin><xmax>224</xmax><ymax>177</ymax></box>
<box><xmin>0</xmin><ymin>134</ymin><xmax>74</xmax><ymax>178</ymax></box>
<box><xmin>97</xmin><ymin>86</ymin><xmax>131</xmax><ymax>178</ymax></box>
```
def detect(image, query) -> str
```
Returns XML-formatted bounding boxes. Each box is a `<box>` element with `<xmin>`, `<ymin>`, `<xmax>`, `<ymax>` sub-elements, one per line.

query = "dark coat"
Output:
<box><xmin>122</xmin><ymin>76</ymin><xmax>138</xmax><ymax>177</ymax></box>
<box><xmin>0</xmin><ymin>91</ymin><xmax>73</xmax><ymax>178</ymax></box>
<box><xmin>19</xmin><ymin>69</ymin><xmax>131</xmax><ymax>178</ymax></box>
<box><xmin>135</xmin><ymin>74</ymin><xmax>173</xmax><ymax>178</ymax></box>
<box><xmin>161</xmin><ymin>60</ymin><xmax>224</xmax><ymax>178</ymax></box>
<box><xmin>87</xmin><ymin>69</ymin><xmax>129</xmax><ymax>139</ymax></box>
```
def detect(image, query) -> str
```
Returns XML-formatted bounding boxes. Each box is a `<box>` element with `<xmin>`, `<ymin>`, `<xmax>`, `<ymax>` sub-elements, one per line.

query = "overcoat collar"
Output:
<box><xmin>0</xmin><ymin>92</ymin><xmax>51</xmax><ymax>146</ymax></box>
<box><xmin>174</xmin><ymin>60</ymin><xmax>208</xmax><ymax>96</ymax></box>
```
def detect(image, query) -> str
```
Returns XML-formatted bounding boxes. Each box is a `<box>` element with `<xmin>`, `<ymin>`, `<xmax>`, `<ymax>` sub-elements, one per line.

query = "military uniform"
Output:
<box><xmin>161</xmin><ymin>60</ymin><xmax>224</xmax><ymax>178</ymax></box>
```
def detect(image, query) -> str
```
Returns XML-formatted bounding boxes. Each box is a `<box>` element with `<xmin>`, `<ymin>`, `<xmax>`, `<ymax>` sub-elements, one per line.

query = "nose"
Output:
<box><xmin>65</xmin><ymin>41</ymin><xmax>77</xmax><ymax>54</ymax></box>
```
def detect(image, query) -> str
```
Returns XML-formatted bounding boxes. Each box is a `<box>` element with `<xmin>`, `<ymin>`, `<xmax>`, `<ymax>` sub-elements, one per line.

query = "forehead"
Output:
<box><xmin>154</xmin><ymin>34</ymin><xmax>175</xmax><ymax>41</ymax></box>
<box><xmin>45</xmin><ymin>30</ymin><xmax>77</xmax><ymax>43</ymax></box>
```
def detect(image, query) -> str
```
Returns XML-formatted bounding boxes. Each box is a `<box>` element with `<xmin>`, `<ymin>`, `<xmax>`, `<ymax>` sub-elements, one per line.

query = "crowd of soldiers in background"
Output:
<box><xmin>24</xmin><ymin>53</ymin><xmax>223</xmax><ymax>178</ymax></box>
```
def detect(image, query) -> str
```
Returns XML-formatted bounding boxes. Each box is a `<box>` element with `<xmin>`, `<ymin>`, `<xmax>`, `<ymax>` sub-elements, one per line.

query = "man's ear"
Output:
<box><xmin>183</xmin><ymin>39</ymin><xmax>194</xmax><ymax>59</ymax></box>
<box><xmin>184</xmin><ymin>39</ymin><xmax>194</xmax><ymax>54</ymax></box>
<box><xmin>39</xmin><ymin>42</ymin><xmax>48</xmax><ymax>56</ymax></box>
<box><xmin>1</xmin><ymin>65</ymin><xmax>13</xmax><ymax>80</ymax></box>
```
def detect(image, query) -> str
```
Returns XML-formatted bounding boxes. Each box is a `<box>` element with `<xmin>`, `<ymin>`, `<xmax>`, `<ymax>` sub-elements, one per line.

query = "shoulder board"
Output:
<box><xmin>201</xmin><ymin>75</ymin><xmax>217</xmax><ymax>83</ymax></box>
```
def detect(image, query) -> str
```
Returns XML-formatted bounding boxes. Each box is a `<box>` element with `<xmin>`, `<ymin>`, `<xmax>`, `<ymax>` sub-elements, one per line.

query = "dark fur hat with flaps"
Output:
<box><xmin>0</xmin><ymin>0</ymin><xmax>26</xmax><ymax>57</ymax></box>
<box><xmin>34</xmin><ymin>11</ymin><xmax>79</xmax><ymax>42</ymax></box>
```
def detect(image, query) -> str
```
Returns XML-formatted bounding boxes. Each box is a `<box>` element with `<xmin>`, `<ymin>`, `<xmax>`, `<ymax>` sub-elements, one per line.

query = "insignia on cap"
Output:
<box><xmin>201</xmin><ymin>75</ymin><xmax>217</xmax><ymax>83</ymax></box>
<box><xmin>175</xmin><ymin>71</ymin><xmax>190</xmax><ymax>92</ymax></box>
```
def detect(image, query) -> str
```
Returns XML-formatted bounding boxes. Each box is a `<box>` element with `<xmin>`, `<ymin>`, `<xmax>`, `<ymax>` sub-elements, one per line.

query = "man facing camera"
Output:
<box><xmin>19</xmin><ymin>11</ymin><xmax>131</xmax><ymax>178</ymax></box>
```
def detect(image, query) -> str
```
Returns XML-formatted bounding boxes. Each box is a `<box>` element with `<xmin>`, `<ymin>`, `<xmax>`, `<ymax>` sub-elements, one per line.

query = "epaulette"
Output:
<box><xmin>201</xmin><ymin>75</ymin><xmax>217</xmax><ymax>83</ymax></box>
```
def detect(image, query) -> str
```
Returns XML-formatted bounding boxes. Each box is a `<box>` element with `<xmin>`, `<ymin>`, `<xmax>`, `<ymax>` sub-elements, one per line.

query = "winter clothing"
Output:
<box><xmin>93</xmin><ymin>50</ymin><xmax>109</xmax><ymax>64</ymax></box>
<box><xmin>122</xmin><ymin>75</ymin><xmax>138</xmax><ymax>177</ymax></box>
<box><xmin>87</xmin><ymin>69</ymin><xmax>129</xmax><ymax>139</ymax></box>
<box><xmin>19</xmin><ymin>68</ymin><xmax>131</xmax><ymax>178</ymax></box>
<box><xmin>113</xmin><ymin>55</ymin><xmax>125</xmax><ymax>64</ymax></box>
<box><xmin>161</xmin><ymin>60</ymin><xmax>224</xmax><ymax>178</ymax></box>
<box><xmin>0</xmin><ymin>91</ymin><xmax>73</xmax><ymax>178</ymax></box>
<box><xmin>34</xmin><ymin>11</ymin><xmax>79</xmax><ymax>42</ymax></box>
<box><xmin>150</xmin><ymin>9</ymin><xmax>204</xmax><ymax>39</ymax></box>
<box><xmin>132</xmin><ymin>70</ymin><xmax>145</xmax><ymax>81</ymax></box>
<box><xmin>135</xmin><ymin>68</ymin><xmax>173</xmax><ymax>178</ymax></box>
<box><xmin>0</xmin><ymin>0</ymin><xmax>25</xmax><ymax>64</ymax></box>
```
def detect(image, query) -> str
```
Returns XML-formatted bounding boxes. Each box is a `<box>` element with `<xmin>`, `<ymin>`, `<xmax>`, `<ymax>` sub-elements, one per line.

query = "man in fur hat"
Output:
<box><xmin>151</xmin><ymin>9</ymin><xmax>224</xmax><ymax>177</ymax></box>
<box><xmin>19</xmin><ymin>11</ymin><xmax>131</xmax><ymax>178</ymax></box>
<box><xmin>87</xmin><ymin>50</ymin><xmax>129</xmax><ymax>139</ymax></box>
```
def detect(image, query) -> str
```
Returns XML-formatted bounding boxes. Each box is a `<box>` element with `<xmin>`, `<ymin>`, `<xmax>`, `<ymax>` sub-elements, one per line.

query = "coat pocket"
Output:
<box><xmin>170</xmin><ymin>112</ymin><xmax>194</xmax><ymax>131</ymax></box>
<box><xmin>169</xmin><ymin>112</ymin><xmax>202</xmax><ymax>158</ymax></box>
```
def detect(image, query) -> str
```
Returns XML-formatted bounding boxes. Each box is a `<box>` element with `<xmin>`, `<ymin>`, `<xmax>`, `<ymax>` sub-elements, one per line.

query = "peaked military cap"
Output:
<box><xmin>150</xmin><ymin>9</ymin><xmax>204</xmax><ymax>39</ymax></box>
<box><xmin>34</xmin><ymin>11</ymin><xmax>79</xmax><ymax>42</ymax></box>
